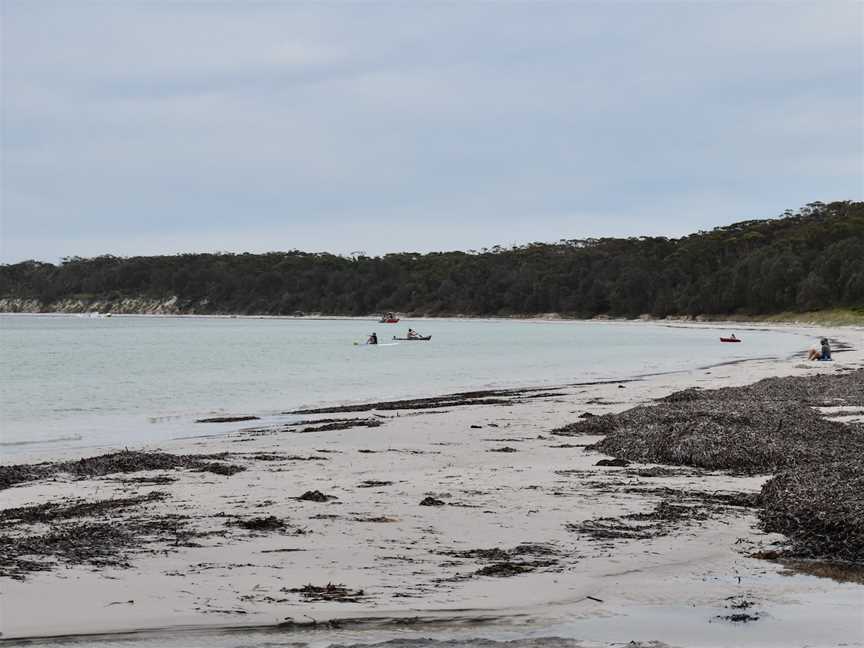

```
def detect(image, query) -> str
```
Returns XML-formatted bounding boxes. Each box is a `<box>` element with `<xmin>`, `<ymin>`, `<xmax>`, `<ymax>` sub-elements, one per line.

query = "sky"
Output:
<box><xmin>1</xmin><ymin>1</ymin><xmax>862</xmax><ymax>263</ymax></box>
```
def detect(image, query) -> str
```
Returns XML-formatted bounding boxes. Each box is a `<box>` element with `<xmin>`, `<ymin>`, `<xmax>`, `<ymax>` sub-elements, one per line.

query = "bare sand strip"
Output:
<box><xmin>1</xmin><ymin>324</ymin><xmax>863</xmax><ymax>646</ymax></box>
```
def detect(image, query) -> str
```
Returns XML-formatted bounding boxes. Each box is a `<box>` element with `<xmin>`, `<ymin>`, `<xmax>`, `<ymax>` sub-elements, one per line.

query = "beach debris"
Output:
<box><xmin>297</xmin><ymin>490</ymin><xmax>336</xmax><ymax>502</ymax></box>
<box><xmin>286</xmin><ymin>386</ymin><xmax>559</xmax><ymax>416</ymax></box>
<box><xmin>297</xmin><ymin>418</ymin><xmax>383</xmax><ymax>433</ymax></box>
<box><xmin>283</xmin><ymin>582</ymin><xmax>366</xmax><ymax>602</ymax></box>
<box><xmin>0</xmin><ymin>492</ymin><xmax>166</xmax><ymax>525</ymax></box>
<box><xmin>232</xmin><ymin>516</ymin><xmax>287</xmax><ymax>532</ymax></box>
<box><xmin>759</xmin><ymin>459</ymin><xmax>864</xmax><ymax>562</ymax></box>
<box><xmin>419</xmin><ymin>497</ymin><xmax>446</xmax><ymax>506</ymax></box>
<box><xmin>566</xmin><ymin>517</ymin><xmax>657</xmax><ymax>540</ymax></box>
<box><xmin>196</xmin><ymin>416</ymin><xmax>259</xmax><ymax>423</ymax></box>
<box><xmin>567</xmin><ymin>499</ymin><xmax>709</xmax><ymax>541</ymax></box>
<box><xmin>623</xmin><ymin>466</ymin><xmax>703</xmax><ymax>478</ymax></box>
<box><xmin>474</xmin><ymin>561</ymin><xmax>538</xmax><ymax>577</ymax></box>
<box><xmin>0</xmin><ymin>450</ymin><xmax>247</xmax><ymax>491</ymax></box>
<box><xmin>595</xmin><ymin>458</ymin><xmax>630</xmax><ymax>467</ymax></box>
<box><xmin>555</xmin><ymin>392</ymin><xmax>864</xmax><ymax>474</ymax></box>
<box><xmin>357</xmin><ymin>480</ymin><xmax>393</xmax><ymax>488</ymax></box>
<box><xmin>716</xmin><ymin>612</ymin><xmax>760</xmax><ymax>623</ymax></box>
<box><xmin>260</xmin><ymin>548</ymin><xmax>306</xmax><ymax>554</ymax></box>
<box><xmin>0</xmin><ymin>514</ymin><xmax>193</xmax><ymax>580</ymax></box>
<box><xmin>441</xmin><ymin>543</ymin><xmax>558</xmax><ymax>562</ymax></box>
<box><xmin>193</xmin><ymin>462</ymin><xmax>245</xmax><ymax>476</ymax></box>
<box><xmin>114</xmin><ymin>474</ymin><xmax>177</xmax><ymax>485</ymax></box>
<box><xmin>553</xmin><ymin>371</ymin><xmax>864</xmax><ymax>473</ymax></box>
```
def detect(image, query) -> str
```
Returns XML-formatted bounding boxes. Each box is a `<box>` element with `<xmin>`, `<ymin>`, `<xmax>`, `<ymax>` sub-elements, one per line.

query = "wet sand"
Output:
<box><xmin>1</xmin><ymin>323</ymin><xmax>863</xmax><ymax>647</ymax></box>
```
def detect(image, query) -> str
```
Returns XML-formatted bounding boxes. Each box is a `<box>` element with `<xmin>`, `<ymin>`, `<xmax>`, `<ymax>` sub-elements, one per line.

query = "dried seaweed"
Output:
<box><xmin>0</xmin><ymin>492</ymin><xmax>166</xmax><ymax>525</ymax></box>
<box><xmin>284</xmin><ymin>582</ymin><xmax>366</xmax><ymax>602</ymax></box>
<box><xmin>555</xmin><ymin>371</ymin><xmax>864</xmax><ymax>473</ymax></box>
<box><xmin>0</xmin><ymin>450</ymin><xmax>246</xmax><ymax>491</ymax></box>
<box><xmin>760</xmin><ymin>459</ymin><xmax>864</xmax><ymax>562</ymax></box>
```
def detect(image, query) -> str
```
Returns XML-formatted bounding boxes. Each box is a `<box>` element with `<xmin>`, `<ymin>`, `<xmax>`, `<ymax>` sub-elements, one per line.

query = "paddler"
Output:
<box><xmin>367</xmin><ymin>332</ymin><xmax>378</xmax><ymax>345</ymax></box>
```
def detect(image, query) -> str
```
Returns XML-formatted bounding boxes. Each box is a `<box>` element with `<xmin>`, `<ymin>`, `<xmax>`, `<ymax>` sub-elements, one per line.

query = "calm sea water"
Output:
<box><xmin>0</xmin><ymin>314</ymin><xmax>808</xmax><ymax>457</ymax></box>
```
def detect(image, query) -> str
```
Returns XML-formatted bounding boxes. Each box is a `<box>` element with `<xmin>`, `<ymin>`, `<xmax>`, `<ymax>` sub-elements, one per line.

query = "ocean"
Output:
<box><xmin>0</xmin><ymin>314</ymin><xmax>808</xmax><ymax>457</ymax></box>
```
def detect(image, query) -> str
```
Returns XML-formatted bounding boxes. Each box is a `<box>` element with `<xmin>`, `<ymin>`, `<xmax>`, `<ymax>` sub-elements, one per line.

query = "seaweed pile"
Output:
<box><xmin>0</xmin><ymin>450</ymin><xmax>246</xmax><ymax>490</ymax></box>
<box><xmin>760</xmin><ymin>460</ymin><xmax>864</xmax><ymax>562</ymax></box>
<box><xmin>555</xmin><ymin>368</ymin><xmax>864</xmax><ymax>562</ymax></box>
<box><xmin>0</xmin><ymin>491</ymin><xmax>192</xmax><ymax>580</ymax></box>
<box><xmin>555</xmin><ymin>370</ymin><xmax>864</xmax><ymax>473</ymax></box>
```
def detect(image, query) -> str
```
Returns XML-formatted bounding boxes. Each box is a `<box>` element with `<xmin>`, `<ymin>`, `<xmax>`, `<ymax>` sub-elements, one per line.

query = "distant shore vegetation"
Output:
<box><xmin>2</xmin><ymin>201</ymin><xmax>862</xmax><ymax>319</ymax></box>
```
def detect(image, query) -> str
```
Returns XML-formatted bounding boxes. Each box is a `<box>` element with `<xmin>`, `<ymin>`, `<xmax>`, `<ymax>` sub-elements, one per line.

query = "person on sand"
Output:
<box><xmin>367</xmin><ymin>332</ymin><xmax>378</xmax><ymax>345</ymax></box>
<box><xmin>807</xmin><ymin>338</ymin><xmax>830</xmax><ymax>361</ymax></box>
<box><xmin>820</xmin><ymin>338</ymin><xmax>832</xmax><ymax>361</ymax></box>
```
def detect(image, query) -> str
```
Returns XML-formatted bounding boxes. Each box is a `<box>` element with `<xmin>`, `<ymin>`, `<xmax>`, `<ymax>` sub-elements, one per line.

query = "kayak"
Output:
<box><xmin>393</xmin><ymin>335</ymin><xmax>431</xmax><ymax>341</ymax></box>
<box><xmin>720</xmin><ymin>337</ymin><xmax>741</xmax><ymax>343</ymax></box>
<box><xmin>379</xmin><ymin>318</ymin><xmax>400</xmax><ymax>323</ymax></box>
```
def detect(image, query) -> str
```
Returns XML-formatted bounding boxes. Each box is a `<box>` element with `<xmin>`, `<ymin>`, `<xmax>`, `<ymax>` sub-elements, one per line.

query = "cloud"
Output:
<box><xmin>2</xmin><ymin>1</ymin><xmax>862</xmax><ymax>263</ymax></box>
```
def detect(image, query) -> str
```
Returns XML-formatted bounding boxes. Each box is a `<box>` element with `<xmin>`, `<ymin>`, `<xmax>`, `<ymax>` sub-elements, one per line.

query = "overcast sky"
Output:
<box><xmin>1</xmin><ymin>1</ymin><xmax>862</xmax><ymax>263</ymax></box>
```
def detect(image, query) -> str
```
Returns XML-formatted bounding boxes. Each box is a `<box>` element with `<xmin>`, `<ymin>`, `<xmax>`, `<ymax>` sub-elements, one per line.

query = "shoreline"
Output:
<box><xmin>2</xmin><ymin>309</ymin><xmax>862</xmax><ymax>329</ymax></box>
<box><xmin>1</xmin><ymin>324</ymin><xmax>862</xmax><ymax>645</ymax></box>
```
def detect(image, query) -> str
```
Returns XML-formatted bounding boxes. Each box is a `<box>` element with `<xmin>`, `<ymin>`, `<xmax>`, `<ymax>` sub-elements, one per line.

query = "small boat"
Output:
<box><xmin>720</xmin><ymin>336</ymin><xmax>741</xmax><ymax>343</ymax></box>
<box><xmin>393</xmin><ymin>335</ymin><xmax>431</xmax><ymax>341</ymax></box>
<box><xmin>379</xmin><ymin>317</ymin><xmax>400</xmax><ymax>324</ymax></box>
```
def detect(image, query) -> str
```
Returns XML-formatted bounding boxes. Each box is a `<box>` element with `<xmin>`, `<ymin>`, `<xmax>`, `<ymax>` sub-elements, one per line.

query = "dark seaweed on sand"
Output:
<box><xmin>555</xmin><ymin>369</ymin><xmax>864</xmax><ymax>562</ymax></box>
<box><xmin>760</xmin><ymin>460</ymin><xmax>864</xmax><ymax>562</ymax></box>
<box><xmin>0</xmin><ymin>450</ymin><xmax>246</xmax><ymax>491</ymax></box>
<box><xmin>555</xmin><ymin>369</ymin><xmax>864</xmax><ymax>473</ymax></box>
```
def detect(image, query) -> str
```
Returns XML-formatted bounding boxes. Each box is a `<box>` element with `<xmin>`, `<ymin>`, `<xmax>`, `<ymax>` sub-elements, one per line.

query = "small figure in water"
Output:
<box><xmin>729</xmin><ymin>333</ymin><xmax>738</xmax><ymax>341</ymax></box>
<box><xmin>367</xmin><ymin>332</ymin><xmax>378</xmax><ymax>345</ymax></box>
<box><xmin>407</xmin><ymin>328</ymin><xmax>419</xmax><ymax>339</ymax></box>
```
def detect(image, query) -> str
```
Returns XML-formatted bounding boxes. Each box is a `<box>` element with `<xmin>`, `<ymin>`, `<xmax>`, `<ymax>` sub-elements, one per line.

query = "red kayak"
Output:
<box><xmin>720</xmin><ymin>337</ymin><xmax>741</xmax><ymax>343</ymax></box>
<box><xmin>379</xmin><ymin>317</ymin><xmax>399</xmax><ymax>324</ymax></box>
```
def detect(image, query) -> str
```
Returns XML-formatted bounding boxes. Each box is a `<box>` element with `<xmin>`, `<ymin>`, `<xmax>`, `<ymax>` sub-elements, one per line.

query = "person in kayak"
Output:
<box><xmin>367</xmin><ymin>332</ymin><xmax>378</xmax><ymax>345</ymax></box>
<box><xmin>407</xmin><ymin>328</ymin><xmax>419</xmax><ymax>339</ymax></box>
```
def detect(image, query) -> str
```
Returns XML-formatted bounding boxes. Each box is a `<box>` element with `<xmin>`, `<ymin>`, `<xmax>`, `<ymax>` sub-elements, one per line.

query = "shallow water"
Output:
<box><xmin>0</xmin><ymin>315</ymin><xmax>808</xmax><ymax>456</ymax></box>
<box><xmin>6</xmin><ymin>577</ymin><xmax>863</xmax><ymax>647</ymax></box>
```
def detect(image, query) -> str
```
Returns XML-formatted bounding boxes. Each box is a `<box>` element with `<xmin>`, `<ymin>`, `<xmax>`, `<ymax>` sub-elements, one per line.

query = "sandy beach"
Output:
<box><xmin>1</xmin><ymin>322</ymin><xmax>863</xmax><ymax>647</ymax></box>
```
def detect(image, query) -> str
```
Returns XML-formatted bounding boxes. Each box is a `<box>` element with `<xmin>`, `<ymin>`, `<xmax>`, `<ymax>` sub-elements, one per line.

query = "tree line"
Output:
<box><xmin>1</xmin><ymin>201</ymin><xmax>862</xmax><ymax>318</ymax></box>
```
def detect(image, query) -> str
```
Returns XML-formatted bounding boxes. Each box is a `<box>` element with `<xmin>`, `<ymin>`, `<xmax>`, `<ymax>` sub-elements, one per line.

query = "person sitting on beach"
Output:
<box><xmin>807</xmin><ymin>339</ymin><xmax>829</xmax><ymax>361</ymax></box>
<box><xmin>820</xmin><ymin>338</ymin><xmax>832</xmax><ymax>361</ymax></box>
<box><xmin>368</xmin><ymin>332</ymin><xmax>378</xmax><ymax>345</ymax></box>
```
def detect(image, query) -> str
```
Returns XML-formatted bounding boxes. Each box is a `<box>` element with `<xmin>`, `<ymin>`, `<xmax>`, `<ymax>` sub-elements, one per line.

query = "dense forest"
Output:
<box><xmin>2</xmin><ymin>201</ymin><xmax>862</xmax><ymax>318</ymax></box>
